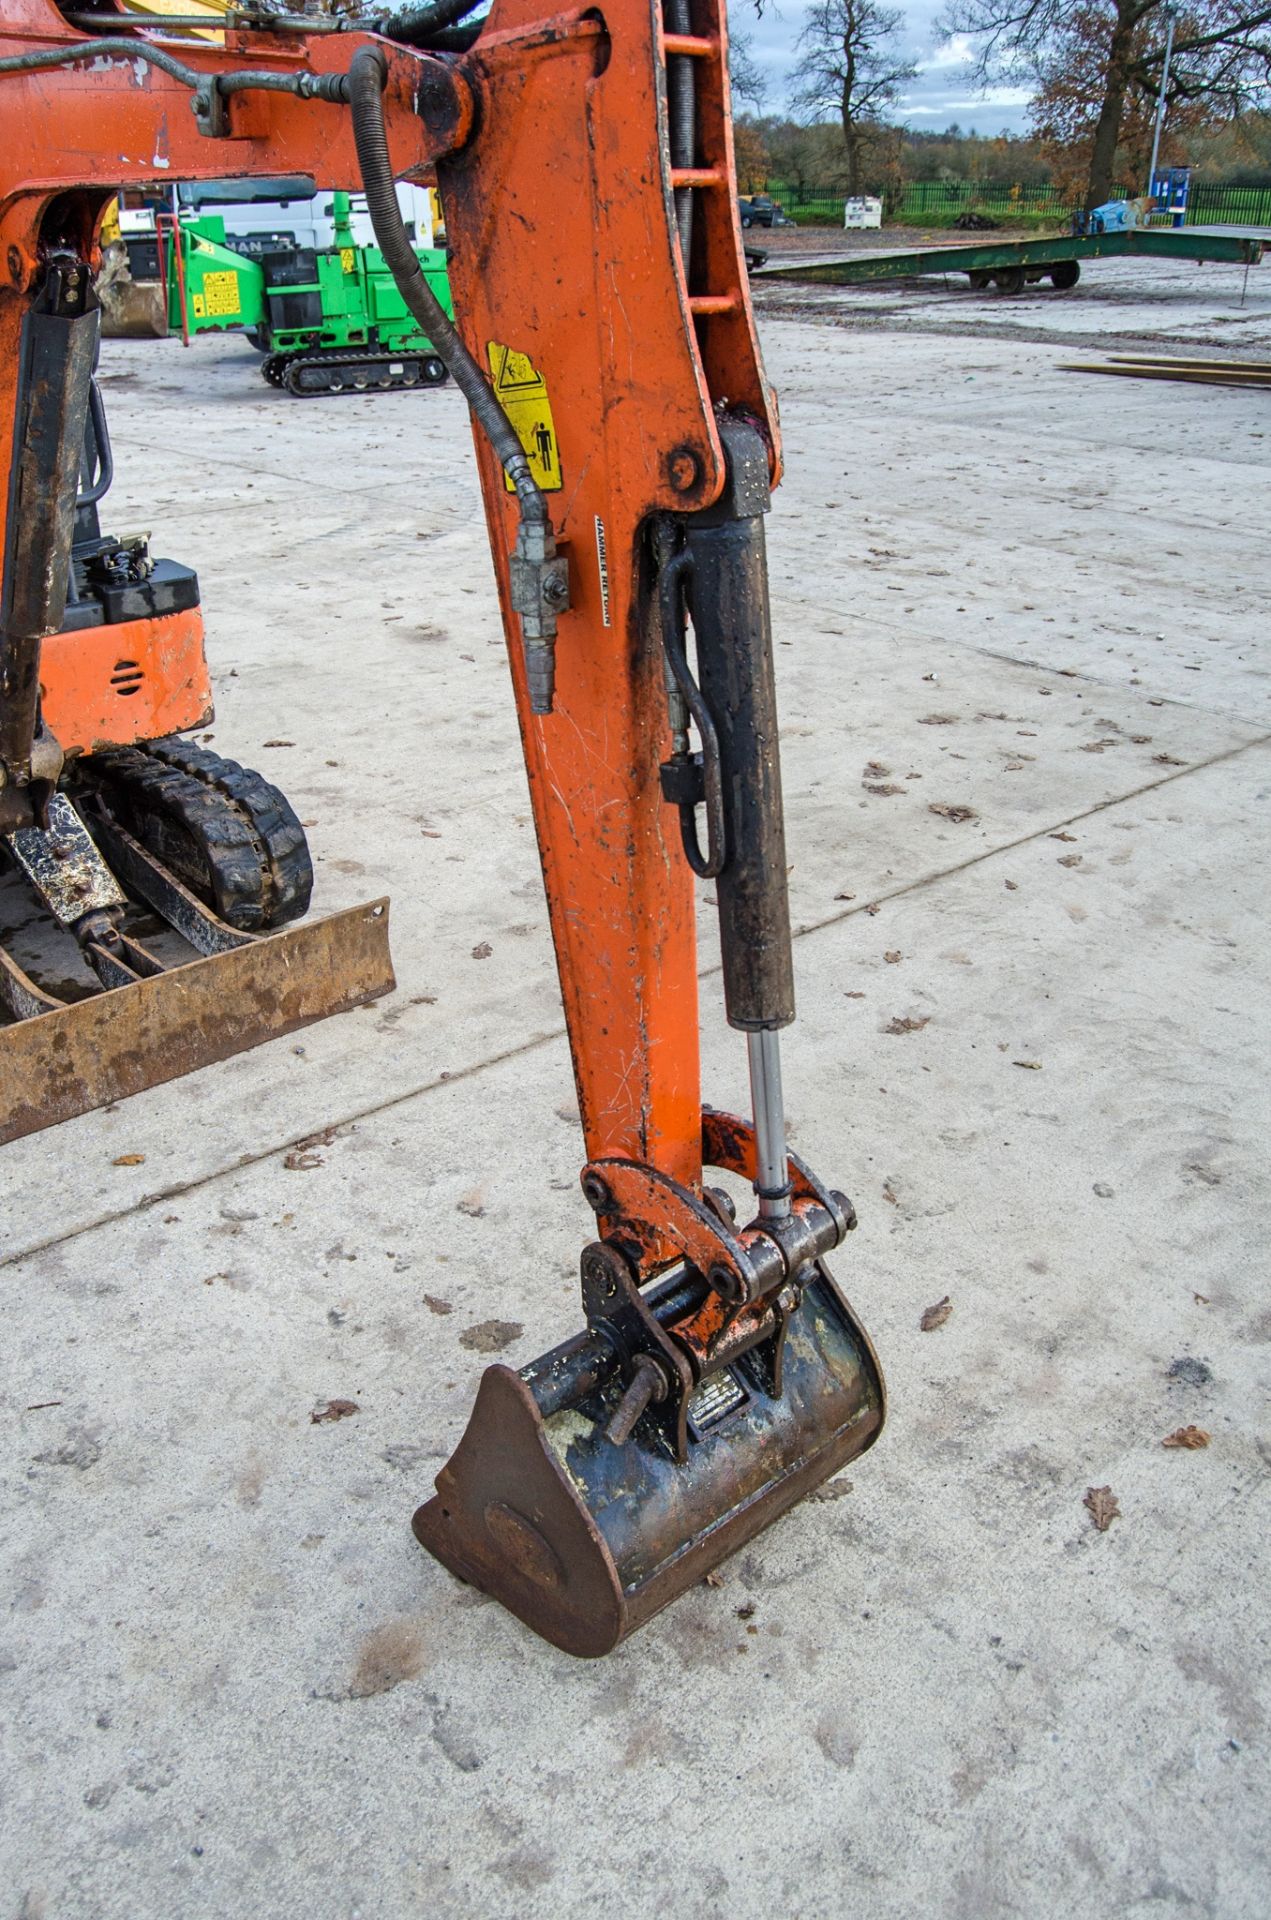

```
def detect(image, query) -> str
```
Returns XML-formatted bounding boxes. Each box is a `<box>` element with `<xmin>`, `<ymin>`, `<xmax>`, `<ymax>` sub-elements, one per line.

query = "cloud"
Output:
<box><xmin>734</xmin><ymin>1</ymin><xmax>1037</xmax><ymax>134</ymax></box>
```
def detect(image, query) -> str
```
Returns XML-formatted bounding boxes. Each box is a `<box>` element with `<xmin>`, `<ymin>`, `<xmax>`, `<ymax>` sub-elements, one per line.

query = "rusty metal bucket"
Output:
<box><xmin>413</xmin><ymin>1260</ymin><xmax>884</xmax><ymax>1657</ymax></box>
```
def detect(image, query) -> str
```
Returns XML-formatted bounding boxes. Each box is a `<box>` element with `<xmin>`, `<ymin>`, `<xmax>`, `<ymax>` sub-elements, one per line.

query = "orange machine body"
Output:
<box><xmin>0</xmin><ymin>0</ymin><xmax>778</xmax><ymax>1257</ymax></box>
<box><xmin>38</xmin><ymin>606</ymin><xmax>212</xmax><ymax>753</ymax></box>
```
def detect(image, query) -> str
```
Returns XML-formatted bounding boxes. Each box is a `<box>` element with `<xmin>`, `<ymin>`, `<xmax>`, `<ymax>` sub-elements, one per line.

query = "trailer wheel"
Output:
<box><xmin>1049</xmin><ymin>260</ymin><xmax>1081</xmax><ymax>290</ymax></box>
<box><xmin>992</xmin><ymin>267</ymin><xmax>1026</xmax><ymax>295</ymax></box>
<box><xmin>967</xmin><ymin>270</ymin><xmax>991</xmax><ymax>290</ymax></box>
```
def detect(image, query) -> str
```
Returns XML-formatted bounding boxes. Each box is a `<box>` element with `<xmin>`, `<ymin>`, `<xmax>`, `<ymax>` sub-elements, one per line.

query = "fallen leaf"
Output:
<box><xmin>834</xmin><ymin>891</ymin><xmax>856</xmax><ymax>902</ymax></box>
<box><xmin>311</xmin><ymin>1399</ymin><xmax>359</xmax><ymax>1425</ymax></box>
<box><xmin>1129</xmin><ymin>735</ymin><xmax>1152</xmax><ymax>744</ymax></box>
<box><xmin>918</xmin><ymin>713</ymin><xmax>958</xmax><ymax>725</ymax></box>
<box><xmin>884</xmin><ymin>950</ymin><xmax>902</xmax><ymax>964</ymax></box>
<box><xmin>864</xmin><ymin>782</ymin><xmax>906</xmax><ymax>797</ymax></box>
<box><xmin>459</xmin><ymin>1319</ymin><xmax>524</xmax><ymax>1353</ymax></box>
<box><xmin>920</xmin><ymin>1295</ymin><xmax>952</xmax><ymax>1331</ymax></box>
<box><xmin>844</xmin><ymin>990</ymin><xmax>866</xmax><ymax>999</ymax></box>
<box><xmin>1012</xmin><ymin>1059</ymin><xmax>1042</xmax><ymax>1071</ymax></box>
<box><xmin>261</xmin><ymin>739</ymin><xmax>294</xmax><ymax>748</ymax></box>
<box><xmin>296</xmin><ymin>1125</ymin><xmax>338</xmax><ymax>1150</ymax></box>
<box><xmin>1162</xmin><ymin>1426</ymin><xmax>1210</xmax><ymax>1450</ymax></box>
<box><xmin>1004</xmin><ymin>880</ymin><xmax>1019</xmax><ymax>890</ymax></box>
<box><xmin>865</xmin><ymin>760</ymin><xmax>891</xmax><ymax>775</ymax></box>
<box><xmin>881</xmin><ymin>1180</ymin><xmax>898</xmax><ymax>1205</ymax></box>
<box><xmin>424</xmin><ymin>1294</ymin><xmax>454</xmax><ymax>1316</ymax></box>
<box><xmin>1153</xmin><ymin>753</ymin><xmax>1185</xmax><ymax>767</ymax></box>
<box><xmin>809</xmin><ymin>1475</ymin><xmax>854</xmax><ymax>1503</ymax></box>
<box><xmin>456</xmin><ymin>1190</ymin><xmax>485</xmax><ymax>1219</ymax></box>
<box><xmin>864</xmin><ymin>902</ymin><xmax>881</xmax><ymax>916</ymax></box>
<box><xmin>736</xmin><ymin>1602</ymin><xmax>756</xmax><ymax>1621</ymax></box>
<box><xmin>1050</xmin><ymin>831</ymin><xmax>1077</xmax><ymax>843</ymax></box>
<box><xmin>885</xmin><ymin>1015</ymin><xmax>930</xmax><ymax>1034</ymax></box>
<box><xmin>284</xmin><ymin>1150</ymin><xmax>323</xmax><ymax>1171</ymax></box>
<box><xmin>1057</xmin><ymin>853</ymin><xmax>1082</xmax><ymax>869</ymax></box>
<box><xmin>471</xmin><ymin>941</ymin><xmax>492</xmax><ymax>960</ymax></box>
<box><xmin>929</xmin><ymin>803</ymin><xmax>977</xmax><ymax>824</ymax></box>
<box><xmin>703</xmin><ymin>1569</ymin><xmax>725</xmax><ymax>1588</ymax></box>
<box><xmin>1193</xmin><ymin>1292</ymin><xmax>1210</xmax><ymax>1305</ymax></box>
<box><xmin>1084</xmin><ymin>1486</ymin><xmax>1120</xmax><ymax>1532</ymax></box>
<box><xmin>112</xmin><ymin>1153</ymin><xmax>145</xmax><ymax>1167</ymax></box>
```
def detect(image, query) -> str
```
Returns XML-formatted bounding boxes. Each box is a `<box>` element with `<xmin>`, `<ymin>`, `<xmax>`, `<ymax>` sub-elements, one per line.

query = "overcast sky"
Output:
<box><xmin>736</xmin><ymin>0</ymin><xmax>1035</xmax><ymax>135</ymax></box>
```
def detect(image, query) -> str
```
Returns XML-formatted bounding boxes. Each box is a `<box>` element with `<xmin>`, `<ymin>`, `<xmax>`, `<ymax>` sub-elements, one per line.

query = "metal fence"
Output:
<box><xmin>767</xmin><ymin>179</ymin><xmax>1271</xmax><ymax>228</ymax></box>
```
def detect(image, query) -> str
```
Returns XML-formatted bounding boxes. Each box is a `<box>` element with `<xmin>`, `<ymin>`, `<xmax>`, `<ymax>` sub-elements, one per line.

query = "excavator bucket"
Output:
<box><xmin>414</xmin><ymin>1261</ymin><xmax>884</xmax><ymax>1657</ymax></box>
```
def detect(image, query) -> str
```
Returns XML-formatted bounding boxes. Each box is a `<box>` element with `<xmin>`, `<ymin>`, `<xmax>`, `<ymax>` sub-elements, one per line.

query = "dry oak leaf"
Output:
<box><xmin>1084</xmin><ymin>1486</ymin><xmax>1120</xmax><ymax>1532</ymax></box>
<box><xmin>284</xmin><ymin>1149</ymin><xmax>323</xmax><ymax>1171</ymax></box>
<box><xmin>1050</xmin><ymin>831</ymin><xmax>1077</xmax><ymax>843</ymax></box>
<box><xmin>112</xmin><ymin>1153</ymin><xmax>145</xmax><ymax>1167</ymax></box>
<box><xmin>929</xmin><ymin>803</ymin><xmax>977</xmax><ymax>824</ymax></box>
<box><xmin>865</xmin><ymin>782</ymin><xmax>906</xmax><ymax>797</ymax></box>
<box><xmin>885</xmin><ymin>1015</ymin><xmax>930</xmax><ymax>1034</ymax></box>
<box><xmin>1162</xmin><ymin>1426</ymin><xmax>1210</xmax><ymax>1450</ymax></box>
<box><xmin>1057</xmin><ymin>853</ymin><xmax>1082</xmax><ymax>869</ymax></box>
<box><xmin>311</xmin><ymin>1399</ymin><xmax>360</xmax><ymax>1424</ymax></box>
<box><xmin>884</xmin><ymin>950</ymin><xmax>902</xmax><ymax>964</ymax></box>
<box><xmin>703</xmin><ymin>1569</ymin><xmax>725</xmax><ymax>1588</ymax></box>
<box><xmin>920</xmin><ymin>1296</ymin><xmax>952</xmax><ymax>1332</ymax></box>
<box><xmin>471</xmin><ymin>941</ymin><xmax>493</xmax><ymax>960</ymax></box>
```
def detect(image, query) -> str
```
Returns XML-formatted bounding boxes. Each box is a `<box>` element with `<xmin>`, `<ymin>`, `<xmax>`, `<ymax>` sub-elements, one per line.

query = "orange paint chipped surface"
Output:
<box><xmin>39</xmin><ymin>608</ymin><xmax>212</xmax><ymax>754</ymax></box>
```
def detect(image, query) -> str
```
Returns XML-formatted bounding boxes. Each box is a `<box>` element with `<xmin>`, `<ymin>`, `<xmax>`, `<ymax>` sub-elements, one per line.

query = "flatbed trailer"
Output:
<box><xmin>758</xmin><ymin>226</ymin><xmax>1265</xmax><ymax>295</ymax></box>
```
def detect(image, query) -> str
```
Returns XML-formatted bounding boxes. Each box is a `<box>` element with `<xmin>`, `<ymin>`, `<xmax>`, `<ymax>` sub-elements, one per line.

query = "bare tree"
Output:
<box><xmin>940</xmin><ymin>0</ymin><xmax>1271</xmax><ymax>206</ymax></box>
<box><xmin>790</xmin><ymin>0</ymin><xmax>918</xmax><ymax>195</ymax></box>
<box><xmin>729</xmin><ymin>24</ymin><xmax>770</xmax><ymax>112</ymax></box>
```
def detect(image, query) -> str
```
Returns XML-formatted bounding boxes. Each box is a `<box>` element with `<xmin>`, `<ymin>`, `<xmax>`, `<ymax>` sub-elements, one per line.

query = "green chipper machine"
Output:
<box><xmin>163</xmin><ymin>190</ymin><xmax>454</xmax><ymax>395</ymax></box>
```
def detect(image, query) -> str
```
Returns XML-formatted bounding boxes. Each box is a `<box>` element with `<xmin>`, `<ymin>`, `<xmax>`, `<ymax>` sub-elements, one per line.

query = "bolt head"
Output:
<box><xmin>667</xmin><ymin>449</ymin><xmax>701</xmax><ymax>493</ymax></box>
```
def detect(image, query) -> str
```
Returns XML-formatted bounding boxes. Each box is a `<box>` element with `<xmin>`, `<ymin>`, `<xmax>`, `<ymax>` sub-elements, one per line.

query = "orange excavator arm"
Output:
<box><xmin>0</xmin><ymin>0</ymin><xmax>883</xmax><ymax>1654</ymax></box>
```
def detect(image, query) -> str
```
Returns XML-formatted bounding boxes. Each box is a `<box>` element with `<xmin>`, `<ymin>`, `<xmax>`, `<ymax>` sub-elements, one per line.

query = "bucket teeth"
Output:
<box><xmin>413</xmin><ymin>1262</ymin><xmax>884</xmax><ymax>1656</ymax></box>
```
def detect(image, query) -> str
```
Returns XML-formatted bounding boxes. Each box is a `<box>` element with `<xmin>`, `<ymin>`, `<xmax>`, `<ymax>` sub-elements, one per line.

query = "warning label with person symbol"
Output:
<box><xmin>487</xmin><ymin>342</ymin><xmax>562</xmax><ymax>492</ymax></box>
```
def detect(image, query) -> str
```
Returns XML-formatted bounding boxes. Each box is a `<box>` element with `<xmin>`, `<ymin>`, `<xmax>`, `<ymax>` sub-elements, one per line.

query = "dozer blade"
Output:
<box><xmin>0</xmin><ymin>897</ymin><xmax>393</xmax><ymax>1145</ymax></box>
<box><xmin>413</xmin><ymin>1265</ymin><xmax>885</xmax><ymax>1657</ymax></box>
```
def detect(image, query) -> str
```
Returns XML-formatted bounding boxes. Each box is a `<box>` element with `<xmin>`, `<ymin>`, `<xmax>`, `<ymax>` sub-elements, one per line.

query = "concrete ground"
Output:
<box><xmin>2</xmin><ymin>261</ymin><xmax>1269</xmax><ymax>1920</ymax></box>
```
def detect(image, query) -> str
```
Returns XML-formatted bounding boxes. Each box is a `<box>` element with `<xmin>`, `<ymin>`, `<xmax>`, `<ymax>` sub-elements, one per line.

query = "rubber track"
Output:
<box><xmin>82</xmin><ymin>740</ymin><xmax>312</xmax><ymax>932</ymax></box>
<box><xmin>263</xmin><ymin>347</ymin><xmax>449</xmax><ymax>397</ymax></box>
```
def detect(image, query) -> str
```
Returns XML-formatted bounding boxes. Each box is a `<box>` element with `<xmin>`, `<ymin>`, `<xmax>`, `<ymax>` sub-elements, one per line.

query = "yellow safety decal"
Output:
<box><xmin>340</xmin><ymin>247</ymin><xmax>355</xmax><ymax>274</ymax></box>
<box><xmin>487</xmin><ymin>342</ymin><xmax>562</xmax><ymax>491</ymax></box>
<box><xmin>201</xmin><ymin>270</ymin><xmax>241</xmax><ymax>317</ymax></box>
<box><xmin>191</xmin><ymin>293</ymin><xmax>206</xmax><ymax>318</ymax></box>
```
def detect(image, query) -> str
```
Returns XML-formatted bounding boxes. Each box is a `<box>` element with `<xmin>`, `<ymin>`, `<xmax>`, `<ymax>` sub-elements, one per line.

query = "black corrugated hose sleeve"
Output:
<box><xmin>346</xmin><ymin>43</ymin><xmax>547</xmax><ymax>527</ymax></box>
<box><xmin>374</xmin><ymin>0</ymin><xmax>486</xmax><ymax>46</ymax></box>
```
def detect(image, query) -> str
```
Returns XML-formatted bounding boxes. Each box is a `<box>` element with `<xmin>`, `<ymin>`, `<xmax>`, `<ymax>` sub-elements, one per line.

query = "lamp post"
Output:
<box><xmin>1147</xmin><ymin>5</ymin><xmax>1178</xmax><ymax>208</ymax></box>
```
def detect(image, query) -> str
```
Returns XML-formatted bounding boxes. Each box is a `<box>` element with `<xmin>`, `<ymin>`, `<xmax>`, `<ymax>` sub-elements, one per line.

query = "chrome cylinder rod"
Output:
<box><xmin>747</xmin><ymin>1027</ymin><xmax>792</xmax><ymax>1223</ymax></box>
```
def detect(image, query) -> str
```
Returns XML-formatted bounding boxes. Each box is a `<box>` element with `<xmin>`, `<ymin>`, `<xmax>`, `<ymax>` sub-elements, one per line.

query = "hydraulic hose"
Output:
<box><xmin>374</xmin><ymin>0</ymin><xmax>488</xmax><ymax>45</ymax></box>
<box><xmin>346</xmin><ymin>43</ymin><xmax>546</xmax><ymax>527</ymax></box>
<box><xmin>0</xmin><ymin>35</ymin><xmax>348</xmax><ymax>98</ymax></box>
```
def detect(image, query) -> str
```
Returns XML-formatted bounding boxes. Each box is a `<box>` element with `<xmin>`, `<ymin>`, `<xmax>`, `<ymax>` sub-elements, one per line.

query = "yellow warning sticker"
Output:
<box><xmin>191</xmin><ymin>293</ymin><xmax>206</xmax><ymax>319</ymax></box>
<box><xmin>487</xmin><ymin>341</ymin><xmax>562</xmax><ymax>491</ymax></box>
<box><xmin>201</xmin><ymin>270</ymin><xmax>241</xmax><ymax>318</ymax></box>
<box><xmin>339</xmin><ymin>247</ymin><xmax>355</xmax><ymax>274</ymax></box>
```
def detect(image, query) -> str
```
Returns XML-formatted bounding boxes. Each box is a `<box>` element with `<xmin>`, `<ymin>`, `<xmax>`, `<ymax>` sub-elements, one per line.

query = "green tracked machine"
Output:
<box><xmin>163</xmin><ymin>190</ymin><xmax>454</xmax><ymax>395</ymax></box>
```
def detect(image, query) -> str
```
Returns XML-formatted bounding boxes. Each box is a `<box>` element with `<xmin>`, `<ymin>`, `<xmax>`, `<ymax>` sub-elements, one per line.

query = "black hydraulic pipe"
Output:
<box><xmin>683</xmin><ymin>419</ymin><xmax>795</xmax><ymax>1032</ymax></box>
<box><xmin>345</xmin><ymin>44</ymin><xmax>546</xmax><ymax>529</ymax></box>
<box><xmin>0</xmin><ymin>261</ymin><xmax>98</xmax><ymax>785</ymax></box>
